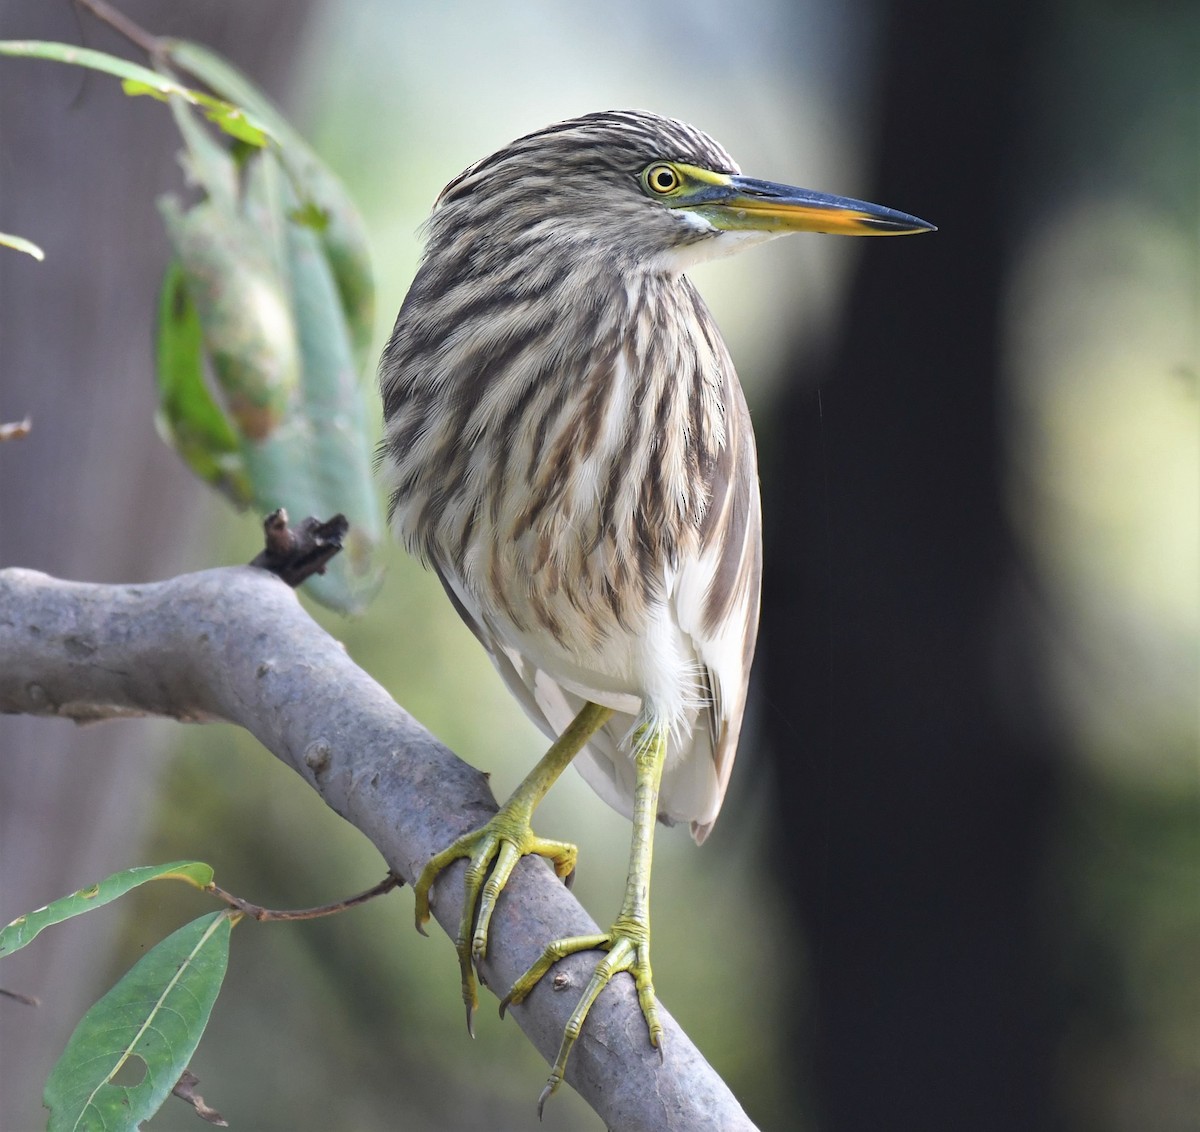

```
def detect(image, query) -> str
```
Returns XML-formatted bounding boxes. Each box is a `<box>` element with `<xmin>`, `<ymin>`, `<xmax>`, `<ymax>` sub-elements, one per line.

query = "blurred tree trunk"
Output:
<box><xmin>0</xmin><ymin>3</ymin><xmax>313</xmax><ymax>1127</ymax></box>
<box><xmin>761</xmin><ymin>0</ymin><xmax>1064</xmax><ymax>1127</ymax></box>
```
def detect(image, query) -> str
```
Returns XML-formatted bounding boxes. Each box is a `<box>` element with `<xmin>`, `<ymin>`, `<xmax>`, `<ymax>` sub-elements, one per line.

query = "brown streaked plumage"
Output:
<box><xmin>383</xmin><ymin>114</ymin><xmax>759</xmax><ymax>835</ymax></box>
<box><xmin>379</xmin><ymin>109</ymin><xmax>934</xmax><ymax>1106</ymax></box>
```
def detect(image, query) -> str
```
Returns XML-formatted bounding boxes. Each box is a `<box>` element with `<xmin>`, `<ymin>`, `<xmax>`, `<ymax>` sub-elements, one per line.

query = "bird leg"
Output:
<box><xmin>412</xmin><ymin>700</ymin><xmax>614</xmax><ymax>1035</ymax></box>
<box><xmin>501</xmin><ymin>723</ymin><xmax>668</xmax><ymax>1114</ymax></box>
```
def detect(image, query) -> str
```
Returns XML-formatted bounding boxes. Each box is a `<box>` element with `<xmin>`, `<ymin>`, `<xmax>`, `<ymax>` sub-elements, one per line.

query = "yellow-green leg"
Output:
<box><xmin>413</xmin><ymin>700</ymin><xmax>614</xmax><ymax>1034</ymax></box>
<box><xmin>501</xmin><ymin>724</ymin><xmax>668</xmax><ymax>1114</ymax></box>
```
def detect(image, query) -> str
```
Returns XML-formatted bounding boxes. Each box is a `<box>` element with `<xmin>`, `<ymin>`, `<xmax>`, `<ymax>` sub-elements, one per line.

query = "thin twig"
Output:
<box><xmin>73</xmin><ymin>0</ymin><xmax>163</xmax><ymax>58</ymax></box>
<box><xmin>205</xmin><ymin>874</ymin><xmax>401</xmax><ymax>923</ymax></box>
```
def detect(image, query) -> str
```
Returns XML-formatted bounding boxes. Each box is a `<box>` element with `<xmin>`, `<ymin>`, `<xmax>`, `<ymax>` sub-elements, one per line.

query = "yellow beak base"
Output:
<box><xmin>674</xmin><ymin>168</ymin><xmax>936</xmax><ymax>237</ymax></box>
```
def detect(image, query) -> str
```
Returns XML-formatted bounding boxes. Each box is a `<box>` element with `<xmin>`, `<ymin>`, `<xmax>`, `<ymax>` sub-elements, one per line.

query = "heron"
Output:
<box><xmin>379</xmin><ymin>109</ymin><xmax>933</xmax><ymax>1107</ymax></box>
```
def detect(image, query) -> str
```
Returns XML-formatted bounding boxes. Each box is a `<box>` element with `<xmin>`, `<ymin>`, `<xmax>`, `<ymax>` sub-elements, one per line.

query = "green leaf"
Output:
<box><xmin>289</xmin><ymin>200</ymin><xmax>330</xmax><ymax>233</ymax></box>
<box><xmin>44</xmin><ymin>912</ymin><xmax>233</xmax><ymax>1132</ymax></box>
<box><xmin>165</xmin><ymin>90</ymin><xmax>240</xmax><ymax>209</ymax></box>
<box><xmin>0</xmin><ymin>231</ymin><xmax>44</xmax><ymax>260</ymax></box>
<box><xmin>166</xmin><ymin>40</ymin><xmax>376</xmax><ymax>370</ymax></box>
<box><xmin>146</xmin><ymin>48</ymin><xmax>382</xmax><ymax>612</ymax></box>
<box><xmin>0</xmin><ymin>862</ymin><xmax>214</xmax><ymax>959</ymax></box>
<box><xmin>159</xmin><ymin>195</ymin><xmax>301</xmax><ymax>441</ymax></box>
<box><xmin>0</xmin><ymin>40</ymin><xmax>269</xmax><ymax>146</ymax></box>
<box><xmin>163</xmin><ymin>38</ymin><xmax>308</xmax><ymax>151</ymax></box>
<box><xmin>282</xmin><ymin>181</ymin><xmax>383</xmax><ymax>613</ymax></box>
<box><xmin>119</xmin><ymin>78</ymin><xmax>270</xmax><ymax>148</ymax></box>
<box><xmin>155</xmin><ymin>259</ymin><xmax>252</xmax><ymax>506</ymax></box>
<box><xmin>201</xmin><ymin>101</ymin><xmax>270</xmax><ymax>147</ymax></box>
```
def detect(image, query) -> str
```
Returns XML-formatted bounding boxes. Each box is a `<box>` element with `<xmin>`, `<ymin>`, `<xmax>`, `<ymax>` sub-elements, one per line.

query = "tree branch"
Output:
<box><xmin>0</xmin><ymin>565</ymin><xmax>758</xmax><ymax>1132</ymax></box>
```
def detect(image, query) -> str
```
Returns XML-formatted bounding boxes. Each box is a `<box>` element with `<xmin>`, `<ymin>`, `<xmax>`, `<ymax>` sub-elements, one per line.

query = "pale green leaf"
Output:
<box><xmin>166</xmin><ymin>39</ymin><xmax>376</xmax><ymax>368</ymax></box>
<box><xmin>0</xmin><ymin>40</ymin><xmax>269</xmax><ymax>145</ymax></box>
<box><xmin>0</xmin><ymin>861</ymin><xmax>214</xmax><ymax>958</ymax></box>
<box><xmin>0</xmin><ymin>231</ymin><xmax>45</xmax><ymax>260</ymax></box>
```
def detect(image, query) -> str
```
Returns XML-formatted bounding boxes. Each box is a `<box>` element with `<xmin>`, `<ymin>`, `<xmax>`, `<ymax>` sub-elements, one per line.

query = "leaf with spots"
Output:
<box><xmin>44</xmin><ymin>911</ymin><xmax>234</xmax><ymax>1132</ymax></box>
<box><xmin>0</xmin><ymin>861</ymin><xmax>213</xmax><ymax>958</ymax></box>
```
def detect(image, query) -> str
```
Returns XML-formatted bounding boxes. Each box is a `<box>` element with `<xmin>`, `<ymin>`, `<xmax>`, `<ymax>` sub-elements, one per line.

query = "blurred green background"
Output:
<box><xmin>1</xmin><ymin>0</ymin><xmax>1195</xmax><ymax>1130</ymax></box>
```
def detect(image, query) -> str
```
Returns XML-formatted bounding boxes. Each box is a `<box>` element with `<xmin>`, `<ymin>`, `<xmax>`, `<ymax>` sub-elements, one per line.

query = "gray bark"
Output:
<box><xmin>0</xmin><ymin>564</ymin><xmax>758</xmax><ymax>1132</ymax></box>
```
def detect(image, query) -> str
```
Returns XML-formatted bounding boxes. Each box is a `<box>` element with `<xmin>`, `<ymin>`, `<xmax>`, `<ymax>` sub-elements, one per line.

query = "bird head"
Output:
<box><xmin>427</xmin><ymin>110</ymin><xmax>934</xmax><ymax>276</ymax></box>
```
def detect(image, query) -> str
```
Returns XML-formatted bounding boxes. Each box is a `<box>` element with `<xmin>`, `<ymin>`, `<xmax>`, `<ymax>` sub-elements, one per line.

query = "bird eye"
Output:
<box><xmin>643</xmin><ymin>163</ymin><xmax>682</xmax><ymax>195</ymax></box>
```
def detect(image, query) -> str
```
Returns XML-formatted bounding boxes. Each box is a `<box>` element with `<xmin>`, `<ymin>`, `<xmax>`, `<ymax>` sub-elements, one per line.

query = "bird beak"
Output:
<box><xmin>682</xmin><ymin>171</ymin><xmax>936</xmax><ymax>236</ymax></box>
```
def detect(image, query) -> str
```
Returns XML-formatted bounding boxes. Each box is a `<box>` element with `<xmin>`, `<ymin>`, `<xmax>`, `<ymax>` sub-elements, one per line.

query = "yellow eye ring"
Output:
<box><xmin>643</xmin><ymin>163</ymin><xmax>681</xmax><ymax>195</ymax></box>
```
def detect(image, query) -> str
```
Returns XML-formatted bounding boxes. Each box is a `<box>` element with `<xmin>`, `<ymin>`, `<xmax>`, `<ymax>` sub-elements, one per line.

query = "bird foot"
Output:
<box><xmin>413</xmin><ymin>806</ymin><xmax>577</xmax><ymax>1035</ymax></box>
<box><xmin>500</xmin><ymin>915</ymin><xmax>663</xmax><ymax>1114</ymax></box>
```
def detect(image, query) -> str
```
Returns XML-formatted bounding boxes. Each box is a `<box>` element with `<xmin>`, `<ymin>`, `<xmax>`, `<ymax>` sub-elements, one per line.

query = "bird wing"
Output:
<box><xmin>429</xmin><ymin>566</ymin><xmax>558</xmax><ymax>734</ymax></box>
<box><xmin>668</xmin><ymin>350</ymin><xmax>762</xmax><ymax>844</ymax></box>
<box><xmin>432</xmin><ymin>562</ymin><xmax>645</xmax><ymax>822</ymax></box>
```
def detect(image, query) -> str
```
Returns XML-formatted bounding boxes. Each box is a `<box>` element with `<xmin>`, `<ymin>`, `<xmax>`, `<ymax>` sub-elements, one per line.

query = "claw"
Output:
<box><xmin>409</xmin><ymin>702</ymin><xmax>619</xmax><ymax>1099</ymax></box>
<box><xmin>411</xmin><ymin>807</ymin><xmax>582</xmax><ymax>1050</ymax></box>
<box><xmin>505</xmin><ymin>923</ymin><xmax>660</xmax><ymax>1114</ymax></box>
<box><xmin>536</xmin><ymin>1079</ymin><xmax>556</xmax><ymax>1121</ymax></box>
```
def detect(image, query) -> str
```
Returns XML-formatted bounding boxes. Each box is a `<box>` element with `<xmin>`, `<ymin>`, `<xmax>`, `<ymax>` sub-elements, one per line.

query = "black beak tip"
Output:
<box><xmin>868</xmin><ymin>212</ymin><xmax>937</xmax><ymax>235</ymax></box>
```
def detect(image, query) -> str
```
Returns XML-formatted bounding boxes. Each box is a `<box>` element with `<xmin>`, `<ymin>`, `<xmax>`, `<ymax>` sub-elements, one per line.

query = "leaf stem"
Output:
<box><xmin>74</xmin><ymin>0</ymin><xmax>162</xmax><ymax>59</ymax></box>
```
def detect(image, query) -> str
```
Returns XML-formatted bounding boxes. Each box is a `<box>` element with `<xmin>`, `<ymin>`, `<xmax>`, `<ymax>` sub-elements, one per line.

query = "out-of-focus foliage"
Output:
<box><xmin>155</xmin><ymin>258</ymin><xmax>252</xmax><ymax>506</ymax></box>
<box><xmin>0</xmin><ymin>36</ymin><xmax>384</xmax><ymax>615</ymax></box>
<box><xmin>166</xmin><ymin>39</ymin><xmax>377</xmax><ymax>375</ymax></box>
<box><xmin>0</xmin><ymin>39</ymin><xmax>269</xmax><ymax>144</ymax></box>
<box><xmin>156</xmin><ymin>43</ymin><xmax>382</xmax><ymax>614</ymax></box>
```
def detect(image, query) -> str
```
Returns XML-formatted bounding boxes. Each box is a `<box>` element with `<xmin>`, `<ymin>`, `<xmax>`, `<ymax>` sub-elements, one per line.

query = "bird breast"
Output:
<box><xmin>381</xmin><ymin>261</ymin><xmax>731</xmax><ymax>699</ymax></box>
